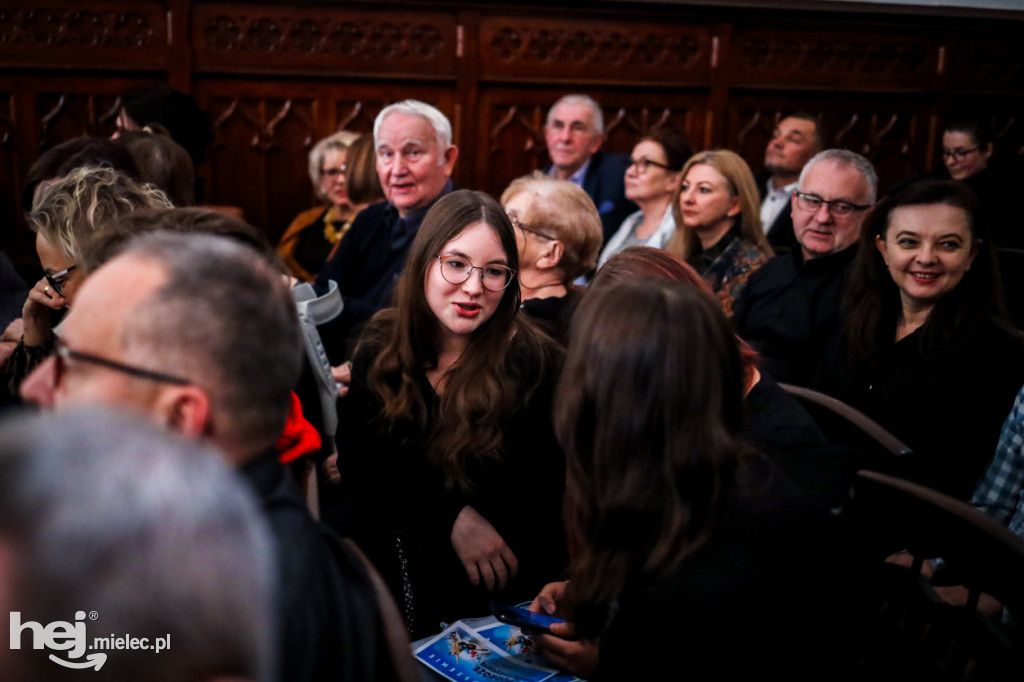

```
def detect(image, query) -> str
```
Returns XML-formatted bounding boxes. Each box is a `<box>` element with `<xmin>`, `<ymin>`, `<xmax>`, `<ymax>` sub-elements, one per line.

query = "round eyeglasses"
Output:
<box><xmin>435</xmin><ymin>255</ymin><xmax>516</xmax><ymax>292</ymax></box>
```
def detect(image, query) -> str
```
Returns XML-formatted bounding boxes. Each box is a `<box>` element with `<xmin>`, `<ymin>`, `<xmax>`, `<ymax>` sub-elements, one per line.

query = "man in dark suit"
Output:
<box><xmin>544</xmin><ymin>94</ymin><xmax>636</xmax><ymax>245</ymax></box>
<box><xmin>757</xmin><ymin>113</ymin><xmax>822</xmax><ymax>250</ymax></box>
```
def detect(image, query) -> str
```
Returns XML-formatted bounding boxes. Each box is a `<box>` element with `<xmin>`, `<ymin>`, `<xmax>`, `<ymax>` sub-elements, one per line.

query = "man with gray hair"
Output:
<box><xmin>20</xmin><ymin>232</ymin><xmax>416</xmax><ymax>682</ymax></box>
<box><xmin>732</xmin><ymin>149</ymin><xmax>878</xmax><ymax>385</ymax></box>
<box><xmin>316</xmin><ymin>99</ymin><xmax>459</xmax><ymax>359</ymax></box>
<box><xmin>0</xmin><ymin>408</ymin><xmax>274</xmax><ymax>682</ymax></box>
<box><xmin>544</xmin><ymin>94</ymin><xmax>635</xmax><ymax>244</ymax></box>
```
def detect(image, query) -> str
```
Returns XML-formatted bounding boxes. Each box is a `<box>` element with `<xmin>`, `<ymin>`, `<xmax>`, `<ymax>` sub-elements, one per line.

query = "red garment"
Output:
<box><xmin>277</xmin><ymin>392</ymin><xmax>322</xmax><ymax>463</ymax></box>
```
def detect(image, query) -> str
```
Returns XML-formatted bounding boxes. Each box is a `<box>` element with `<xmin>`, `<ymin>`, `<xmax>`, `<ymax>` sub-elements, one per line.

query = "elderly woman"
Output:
<box><xmin>665</xmin><ymin>149</ymin><xmax>772</xmax><ymax>316</ymax></box>
<box><xmin>827</xmin><ymin>179</ymin><xmax>1024</xmax><ymax>500</ymax></box>
<box><xmin>277</xmin><ymin>131</ymin><xmax>365</xmax><ymax>282</ymax></box>
<box><xmin>500</xmin><ymin>172</ymin><xmax>603</xmax><ymax>343</ymax></box>
<box><xmin>2</xmin><ymin>166</ymin><xmax>172</xmax><ymax>396</ymax></box>
<box><xmin>597</xmin><ymin>127</ymin><xmax>691</xmax><ymax>267</ymax></box>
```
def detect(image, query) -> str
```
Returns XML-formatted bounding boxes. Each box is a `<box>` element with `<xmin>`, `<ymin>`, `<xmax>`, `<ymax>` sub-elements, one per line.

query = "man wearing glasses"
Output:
<box><xmin>19</xmin><ymin>232</ymin><xmax>414</xmax><ymax>682</ymax></box>
<box><xmin>732</xmin><ymin>149</ymin><xmax>877</xmax><ymax>386</ymax></box>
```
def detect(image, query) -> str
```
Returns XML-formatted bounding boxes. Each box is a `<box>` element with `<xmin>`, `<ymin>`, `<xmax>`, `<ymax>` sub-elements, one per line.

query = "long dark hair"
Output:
<box><xmin>843</xmin><ymin>179</ymin><xmax>1013</xmax><ymax>370</ymax></box>
<box><xmin>556</xmin><ymin>278</ymin><xmax>754</xmax><ymax>635</ymax></box>
<box><xmin>361</xmin><ymin>190</ymin><xmax>551</xmax><ymax>491</ymax></box>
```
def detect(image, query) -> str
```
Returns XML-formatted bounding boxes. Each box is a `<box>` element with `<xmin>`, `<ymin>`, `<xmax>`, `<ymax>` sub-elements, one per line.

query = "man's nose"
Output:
<box><xmin>20</xmin><ymin>356</ymin><xmax>57</xmax><ymax>408</ymax></box>
<box><xmin>813</xmin><ymin>201</ymin><xmax>835</xmax><ymax>223</ymax></box>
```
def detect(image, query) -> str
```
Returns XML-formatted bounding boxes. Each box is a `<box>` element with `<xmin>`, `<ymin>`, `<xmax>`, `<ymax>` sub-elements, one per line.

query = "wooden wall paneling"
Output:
<box><xmin>946</xmin><ymin>31</ymin><xmax>1024</xmax><ymax>96</ymax></box>
<box><xmin>0</xmin><ymin>1</ymin><xmax>169</xmax><ymax>71</ymax></box>
<box><xmin>727</xmin><ymin>21</ymin><xmax>941</xmax><ymax>92</ymax></box>
<box><xmin>476</xmin><ymin>14</ymin><xmax>713</xmax><ymax>87</ymax></box>
<box><xmin>191</xmin><ymin>4</ymin><xmax>458</xmax><ymax>78</ymax></box>
<box><xmin>0</xmin><ymin>90</ymin><xmax>22</xmax><ymax>257</ymax></box>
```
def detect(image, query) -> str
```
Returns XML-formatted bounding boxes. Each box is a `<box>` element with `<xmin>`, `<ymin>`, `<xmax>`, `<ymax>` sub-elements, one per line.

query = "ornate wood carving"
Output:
<box><xmin>192</xmin><ymin>5</ymin><xmax>457</xmax><ymax>76</ymax></box>
<box><xmin>0</xmin><ymin>2</ymin><xmax>166</xmax><ymax>69</ymax></box>
<box><xmin>479</xmin><ymin>17</ymin><xmax>710</xmax><ymax>84</ymax></box>
<box><xmin>949</xmin><ymin>34</ymin><xmax>1024</xmax><ymax>91</ymax></box>
<box><xmin>729</xmin><ymin>27</ymin><xmax>938</xmax><ymax>90</ymax></box>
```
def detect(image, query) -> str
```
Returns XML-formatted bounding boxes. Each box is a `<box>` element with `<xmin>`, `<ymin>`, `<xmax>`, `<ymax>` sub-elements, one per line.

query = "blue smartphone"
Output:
<box><xmin>491</xmin><ymin>602</ymin><xmax>566</xmax><ymax>634</ymax></box>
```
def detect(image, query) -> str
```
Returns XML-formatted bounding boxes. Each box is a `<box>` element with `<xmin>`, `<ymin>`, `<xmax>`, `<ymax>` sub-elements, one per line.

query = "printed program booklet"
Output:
<box><xmin>413</xmin><ymin>613</ymin><xmax>582</xmax><ymax>682</ymax></box>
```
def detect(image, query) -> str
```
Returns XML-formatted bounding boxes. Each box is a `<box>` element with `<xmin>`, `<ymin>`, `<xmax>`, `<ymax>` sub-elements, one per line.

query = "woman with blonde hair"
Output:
<box><xmin>277</xmin><ymin>130</ymin><xmax>366</xmax><ymax>282</ymax></box>
<box><xmin>501</xmin><ymin>172</ymin><xmax>602</xmax><ymax>342</ymax></box>
<box><xmin>666</xmin><ymin>149</ymin><xmax>772</xmax><ymax>315</ymax></box>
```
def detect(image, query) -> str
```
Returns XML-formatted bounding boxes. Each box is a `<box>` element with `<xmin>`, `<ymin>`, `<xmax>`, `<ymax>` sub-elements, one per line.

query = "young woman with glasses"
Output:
<box><xmin>334</xmin><ymin>189</ymin><xmax>566</xmax><ymax>638</ymax></box>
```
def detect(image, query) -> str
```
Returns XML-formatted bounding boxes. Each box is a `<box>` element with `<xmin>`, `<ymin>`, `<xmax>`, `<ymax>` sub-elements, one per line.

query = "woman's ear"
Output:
<box><xmin>535</xmin><ymin>240</ymin><xmax>565</xmax><ymax>271</ymax></box>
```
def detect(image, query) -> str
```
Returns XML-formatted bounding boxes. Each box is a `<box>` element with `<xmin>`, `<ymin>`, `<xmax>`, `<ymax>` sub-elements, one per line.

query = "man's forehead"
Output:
<box><xmin>777</xmin><ymin>117</ymin><xmax>816</xmax><ymax>136</ymax></box>
<box><xmin>378</xmin><ymin>113</ymin><xmax>437</xmax><ymax>144</ymax></box>
<box><xmin>551</xmin><ymin>102</ymin><xmax>595</xmax><ymax>126</ymax></box>
<box><xmin>801</xmin><ymin>160</ymin><xmax>867</xmax><ymax>199</ymax></box>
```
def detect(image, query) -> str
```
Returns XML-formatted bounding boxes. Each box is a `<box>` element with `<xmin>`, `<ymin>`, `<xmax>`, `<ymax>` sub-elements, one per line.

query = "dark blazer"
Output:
<box><xmin>756</xmin><ymin>170</ymin><xmax>796</xmax><ymax>250</ymax></box>
<box><xmin>548</xmin><ymin>151</ymin><xmax>636</xmax><ymax>245</ymax></box>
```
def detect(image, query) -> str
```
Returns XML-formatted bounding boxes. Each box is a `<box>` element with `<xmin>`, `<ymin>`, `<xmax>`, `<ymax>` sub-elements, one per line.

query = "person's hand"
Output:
<box><xmin>450</xmin><ymin>505</ymin><xmax>518</xmax><ymax>591</ymax></box>
<box><xmin>932</xmin><ymin>585</ymin><xmax>1003</xmax><ymax>618</ymax></box>
<box><xmin>0</xmin><ymin>318</ymin><xmax>24</xmax><ymax>365</ymax></box>
<box><xmin>885</xmin><ymin>550</ymin><xmax>934</xmax><ymax>579</ymax></box>
<box><xmin>22</xmin><ymin>277</ymin><xmax>67</xmax><ymax>346</ymax></box>
<box><xmin>527</xmin><ymin>580</ymin><xmax>599</xmax><ymax>677</ymax></box>
<box><xmin>323</xmin><ymin>452</ymin><xmax>341</xmax><ymax>484</ymax></box>
<box><xmin>331</xmin><ymin>361</ymin><xmax>351</xmax><ymax>398</ymax></box>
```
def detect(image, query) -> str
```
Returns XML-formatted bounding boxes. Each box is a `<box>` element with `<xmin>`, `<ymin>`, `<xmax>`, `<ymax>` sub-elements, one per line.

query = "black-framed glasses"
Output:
<box><xmin>321</xmin><ymin>164</ymin><xmax>347</xmax><ymax>178</ymax></box>
<box><xmin>52</xmin><ymin>336</ymin><xmax>191</xmax><ymax>387</ymax></box>
<box><xmin>628</xmin><ymin>158</ymin><xmax>673</xmax><ymax>174</ymax></box>
<box><xmin>507</xmin><ymin>212</ymin><xmax>556</xmax><ymax>241</ymax></box>
<box><xmin>793</xmin><ymin>191</ymin><xmax>871</xmax><ymax>218</ymax></box>
<box><xmin>435</xmin><ymin>255</ymin><xmax>516</xmax><ymax>292</ymax></box>
<box><xmin>941</xmin><ymin>146</ymin><xmax>980</xmax><ymax>162</ymax></box>
<box><xmin>45</xmin><ymin>265</ymin><xmax>77</xmax><ymax>297</ymax></box>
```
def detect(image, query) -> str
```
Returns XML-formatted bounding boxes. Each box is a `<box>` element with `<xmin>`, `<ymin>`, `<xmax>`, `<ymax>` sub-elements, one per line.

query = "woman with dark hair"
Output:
<box><xmin>665</xmin><ymin>149</ymin><xmax>772</xmax><ymax>315</ymax></box>
<box><xmin>335</xmin><ymin>189</ymin><xmax>566</xmax><ymax>638</ymax></box>
<box><xmin>115</xmin><ymin>125</ymin><xmax>196</xmax><ymax>207</ymax></box>
<box><xmin>530</xmin><ymin>279</ymin><xmax>851</xmax><ymax>680</ymax></box>
<box><xmin>940</xmin><ymin>115</ymin><xmax>1021</xmax><ymax>249</ymax></box>
<box><xmin>829</xmin><ymin>178</ymin><xmax>1024</xmax><ymax>499</ymax></box>
<box><xmin>597</xmin><ymin>127</ymin><xmax>691</xmax><ymax>267</ymax></box>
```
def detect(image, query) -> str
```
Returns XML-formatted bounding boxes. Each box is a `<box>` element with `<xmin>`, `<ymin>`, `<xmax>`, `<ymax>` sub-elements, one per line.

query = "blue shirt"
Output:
<box><xmin>971</xmin><ymin>383</ymin><xmax>1024</xmax><ymax>539</ymax></box>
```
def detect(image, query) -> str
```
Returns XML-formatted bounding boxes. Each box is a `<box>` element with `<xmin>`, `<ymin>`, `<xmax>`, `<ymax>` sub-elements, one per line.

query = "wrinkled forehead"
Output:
<box><xmin>377</xmin><ymin>112</ymin><xmax>440</xmax><ymax>148</ymax></box>
<box><xmin>550</xmin><ymin>102</ymin><xmax>597</xmax><ymax>128</ymax></box>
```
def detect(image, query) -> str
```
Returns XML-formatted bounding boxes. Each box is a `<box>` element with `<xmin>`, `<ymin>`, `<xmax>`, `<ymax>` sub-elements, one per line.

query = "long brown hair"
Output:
<box><xmin>557</xmin><ymin>279</ymin><xmax>754</xmax><ymax>635</ymax></box>
<box><xmin>361</xmin><ymin>190</ymin><xmax>553</xmax><ymax>491</ymax></box>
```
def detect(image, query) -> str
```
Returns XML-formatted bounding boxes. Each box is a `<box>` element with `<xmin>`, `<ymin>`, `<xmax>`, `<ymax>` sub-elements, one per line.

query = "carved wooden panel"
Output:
<box><xmin>474</xmin><ymin>88</ymin><xmax>704</xmax><ymax>198</ymax></box>
<box><xmin>192</xmin><ymin>4</ymin><xmax>457</xmax><ymax>76</ymax></box>
<box><xmin>948</xmin><ymin>33</ymin><xmax>1024</xmax><ymax>92</ymax></box>
<box><xmin>35</xmin><ymin>91</ymin><xmax>123</xmax><ymax>146</ymax></box>
<box><xmin>0</xmin><ymin>91</ymin><xmax>20</xmax><ymax>254</ymax></box>
<box><xmin>728</xmin><ymin>26</ymin><xmax>939</xmax><ymax>91</ymax></box>
<box><xmin>478</xmin><ymin>16</ymin><xmax>711</xmax><ymax>85</ymax></box>
<box><xmin>729</xmin><ymin>96</ymin><xmax>929</xmax><ymax>193</ymax></box>
<box><xmin>0</xmin><ymin>2</ymin><xmax>167</xmax><ymax>70</ymax></box>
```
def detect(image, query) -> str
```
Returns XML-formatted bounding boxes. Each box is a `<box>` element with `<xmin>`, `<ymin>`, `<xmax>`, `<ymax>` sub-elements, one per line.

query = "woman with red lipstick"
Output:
<box><xmin>829</xmin><ymin>179</ymin><xmax>1024</xmax><ymax>500</ymax></box>
<box><xmin>334</xmin><ymin>190</ymin><xmax>566</xmax><ymax>638</ymax></box>
<box><xmin>665</xmin><ymin>150</ymin><xmax>772</xmax><ymax>316</ymax></box>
